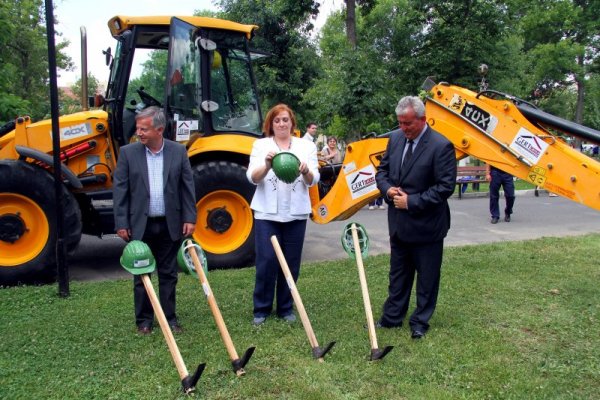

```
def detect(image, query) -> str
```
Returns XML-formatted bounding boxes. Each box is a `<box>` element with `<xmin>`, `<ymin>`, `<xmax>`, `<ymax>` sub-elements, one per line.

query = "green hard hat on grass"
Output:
<box><xmin>177</xmin><ymin>239</ymin><xmax>209</xmax><ymax>276</ymax></box>
<box><xmin>341</xmin><ymin>222</ymin><xmax>370</xmax><ymax>259</ymax></box>
<box><xmin>271</xmin><ymin>151</ymin><xmax>301</xmax><ymax>183</ymax></box>
<box><xmin>120</xmin><ymin>240</ymin><xmax>156</xmax><ymax>275</ymax></box>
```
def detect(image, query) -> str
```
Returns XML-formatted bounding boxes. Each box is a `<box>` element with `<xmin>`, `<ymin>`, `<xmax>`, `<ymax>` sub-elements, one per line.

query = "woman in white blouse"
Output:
<box><xmin>246</xmin><ymin>104</ymin><xmax>320</xmax><ymax>326</ymax></box>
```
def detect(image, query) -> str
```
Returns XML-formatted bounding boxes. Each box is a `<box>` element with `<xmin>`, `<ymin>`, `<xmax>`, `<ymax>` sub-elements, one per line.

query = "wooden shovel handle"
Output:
<box><xmin>186</xmin><ymin>240</ymin><xmax>240</xmax><ymax>363</ymax></box>
<box><xmin>270</xmin><ymin>235</ymin><xmax>319</xmax><ymax>349</ymax></box>
<box><xmin>141</xmin><ymin>274</ymin><xmax>189</xmax><ymax>379</ymax></box>
<box><xmin>351</xmin><ymin>224</ymin><xmax>379</xmax><ymax>350</ymax></box>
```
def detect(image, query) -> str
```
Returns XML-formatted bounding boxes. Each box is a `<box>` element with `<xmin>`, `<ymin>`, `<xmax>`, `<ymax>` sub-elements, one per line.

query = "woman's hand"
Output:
<box><xmin>299</xmin><ymin>161</ymin><xmax>312</xmax><ymax>183</ymax></box>
<box><xmin>265</xmin><ymin>151</ymin><xmax>276</xmax><ymax>170</ymax></box>
<box><xmin>251</xmin><ymin>150</ymin><xmax>277</xmax><ymax>183</ymax></box>
<box><xmin>299</xmin><ymin>161</ymin><xmax>309</xmax><ymax>176</ymax></box>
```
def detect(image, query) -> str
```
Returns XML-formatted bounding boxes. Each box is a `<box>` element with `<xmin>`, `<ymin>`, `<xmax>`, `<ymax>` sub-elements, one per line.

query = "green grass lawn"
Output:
<box><xmin>2</xmin><ymin>234</ymin><xmax>600</xmax><ymax>399</ymax></box>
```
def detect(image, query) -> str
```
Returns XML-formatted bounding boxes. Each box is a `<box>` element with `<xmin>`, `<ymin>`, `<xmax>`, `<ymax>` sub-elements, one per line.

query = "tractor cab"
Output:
<box><xmin>103</xmin><ymin>16</ymin><xmax>264</xmax><ymax>147</ymax></box>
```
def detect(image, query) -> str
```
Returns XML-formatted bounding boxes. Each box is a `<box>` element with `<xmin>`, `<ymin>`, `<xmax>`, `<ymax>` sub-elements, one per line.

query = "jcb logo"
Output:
<box><xmin>63</xmin><ymin>125</ymin><xmax>88</xmax><ymax>136</ymax></box>
<box><xmin>57</xmin><ymin>123</ymin><xmax>91</xmax><ymax>140</ymax></box>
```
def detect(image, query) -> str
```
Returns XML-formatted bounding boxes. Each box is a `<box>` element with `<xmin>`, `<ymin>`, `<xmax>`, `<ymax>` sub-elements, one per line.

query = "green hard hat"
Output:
<box><xmin>177</xmin><ymin>239</ymin><xmax>209</xmax><ymax>277</ymax></box>
<box><xmin>120</xmin><ymin>240</ymin><xmax>156</xmax><ymax>275</ymax></box>
<box><xmin>271</xmin><ymin>151</ymin><xmax>301</xmax><ymax>183</ymax></box>
<box><xmin>341</xmin><ymin>222</ymin><xmax>370</xmax><ymax>260</ymax></box>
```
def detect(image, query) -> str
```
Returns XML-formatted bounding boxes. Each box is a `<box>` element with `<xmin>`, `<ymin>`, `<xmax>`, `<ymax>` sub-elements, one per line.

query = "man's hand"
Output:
<box><xmin>386</xmin><ymin>186</ymin><xmax>401</xmax><ymax>199</ymax></box>
<box><xmin>393</xmin><ymin>189</ymin><xmax>409</xmax><ymax>210</ymax></box>
<box><xmin>183</xmin><ymin>223</ymin><xmax>196</xmax><ymax>237</ymax></box>
<box><xmin>117</xmin><ymin>228</ymin><xmax>131</xmax><ymax>242</ymax></box>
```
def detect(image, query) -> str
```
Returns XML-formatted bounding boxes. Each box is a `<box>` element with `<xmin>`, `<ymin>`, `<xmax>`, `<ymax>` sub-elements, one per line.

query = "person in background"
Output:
<box><xmin>113</xmin><ymin>106</ymin><xmax>197</xmax><ymax>335</ymax></box>
<box><xmin>303</xmin><ymin>122</ymin><xmax>318</xmax><ymax>142</ymax></box>
<box><xmin>247</xmin><ymin>104</ymin><xmax>320</xmax><ymax>326</ymax></box>
<box><xmin>320</xmin><ymin>136</ymin><xmax>343</xmax><ymax>164</ymax></box>
<box><xmin>368</xmin><ymin>196</ymin><xmax>385</xmax><ymax>210</ymax></box>
<box><xmin>375</xmin><ymin>96</ymin><xmax>456</xmax><ymax>340</ymax></box>
<box><xmin>486</xmin><ymin>164</ymin><xmax>515</xmax><ymax>224</ymax></box>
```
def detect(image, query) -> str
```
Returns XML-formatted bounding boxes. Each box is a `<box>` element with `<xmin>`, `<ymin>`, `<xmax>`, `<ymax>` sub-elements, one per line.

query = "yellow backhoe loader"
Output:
<box><xmin>1</xmin><ymin>14</ymin><xmax>599</xmax><ymax>286</ymax></box>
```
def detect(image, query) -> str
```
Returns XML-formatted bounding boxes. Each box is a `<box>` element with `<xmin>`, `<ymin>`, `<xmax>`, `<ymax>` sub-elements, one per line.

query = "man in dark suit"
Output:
<box><xmin>113</xmin><ymin>106</ymin><xmax>196</xmax><ymax>335</ymax></box>
<box><xmin>375</xmin><ymin>96</ymin><xmax>456</xmax><ymax>339</ymax></box>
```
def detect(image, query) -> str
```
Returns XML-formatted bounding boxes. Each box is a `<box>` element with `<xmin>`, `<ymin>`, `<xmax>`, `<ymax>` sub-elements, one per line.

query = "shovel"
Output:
<box><xmin>270</xmin><ymin>235</ymin><xmax>336</xmax><ymax>361</ymax></box>
<box><xmin>119</xmin><ymin>240</ymin><xmax>205</xmax><ymax>394</ymax></box>
<box><xmin>180</xmin><ymin>240</ymin><xmax>255</xmax><ymax>376</ymax></box>
<box><xmin>348</xmin><ymin>223</ymin><xmax>393</xmax><ymax>361</ymax></box>
<box><xmin>140</xmin><ymin>274</ymin><xmax>206</xmax><ymax>391</ymax></box>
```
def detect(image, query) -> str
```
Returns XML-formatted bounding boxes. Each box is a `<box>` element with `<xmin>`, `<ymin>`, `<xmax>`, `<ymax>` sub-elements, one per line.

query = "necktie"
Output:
<box><xmin>402</xmin><ymin>140</ymin><xmax>414</xmax><ymax>167</ymax></box>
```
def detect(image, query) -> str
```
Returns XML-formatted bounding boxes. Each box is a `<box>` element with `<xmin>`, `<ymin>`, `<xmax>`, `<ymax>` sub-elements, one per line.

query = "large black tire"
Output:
<box><xmin>0</xmin><ymin>160</ymin><xmax>82</xmax><ymax>285</ymax></box>
<box><xmin>191</xmin><ymin>161</ymin><xmax>256</xmax><ymax>269</ymax></box>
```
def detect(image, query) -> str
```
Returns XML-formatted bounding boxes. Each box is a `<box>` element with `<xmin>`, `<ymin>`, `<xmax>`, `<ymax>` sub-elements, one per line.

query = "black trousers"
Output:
<box><xmin>489</xmin><ymin>168</ymin><xmax>515</xmax><ymax>218</ymax></box>
<box><xmin>133</xmin><ymin>217</ymin><xmax>180</xmax><ymax>328</ymax></box>
<box><xmin>381</xmin><ymin>235</ymin><xmax>444</xmax><ymax>332</ymax></box>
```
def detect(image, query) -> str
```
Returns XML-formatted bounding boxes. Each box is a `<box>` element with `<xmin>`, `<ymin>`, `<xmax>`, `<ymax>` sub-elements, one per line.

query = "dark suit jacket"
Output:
<box><xmin>113</xmin><ymin>139</ymin><xmax>197</xmax><ymax>241</ymax></box>
<box><xmin>376</xmin><ymin>126</ymin><xmax>456</xmax><ymax>243</ymax></box>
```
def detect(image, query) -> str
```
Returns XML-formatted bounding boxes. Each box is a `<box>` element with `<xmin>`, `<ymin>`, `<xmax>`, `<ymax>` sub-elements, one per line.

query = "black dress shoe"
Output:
<box><xmin>491</xmin><ymin>217</ymin><xmax>499</xmax><ymax>224</ymax></box>
<box><xmin>504</xmin><ymin>215</ymin><xmax>511</xmax><ymax>222</ymax></box>
<box><xmin>170</xmin><ymin>324</ymin><xmax>183</xmax><ymax>333</ymax></box>
<box><xmin>411</xmin><ymin>329</ymin><xmax>425</xmax><ymax>339</ymax></box>
<box><xmin>137</xmin><ymin>326</ymin><xmax>153</xmax><ymax>335</ymax></box>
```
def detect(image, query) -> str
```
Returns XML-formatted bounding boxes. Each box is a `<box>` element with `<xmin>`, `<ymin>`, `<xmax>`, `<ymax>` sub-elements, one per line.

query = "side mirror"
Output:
<box><xmin>102</xmin><ymin>47</ymin><xmax>112</xmax><ymax>66</ymax></box>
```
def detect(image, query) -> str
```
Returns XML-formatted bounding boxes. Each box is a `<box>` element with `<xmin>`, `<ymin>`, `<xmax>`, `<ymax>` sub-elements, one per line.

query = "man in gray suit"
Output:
<box><xmin>113</xmin><ymin>106</ymin><xmax>196</xmax><ymax>335</ymax></box>
<box><xmin>375</xmin><ymin>96</ymin><xmax>456</xmax><ymax>339</ymax></box>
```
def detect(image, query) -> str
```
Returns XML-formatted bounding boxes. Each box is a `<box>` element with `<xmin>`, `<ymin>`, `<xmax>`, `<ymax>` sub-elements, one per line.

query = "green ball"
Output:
<box><xmin>271</xmin><ymin>151</ymin><xmax>301</xmax><ymax>183</ymax></box>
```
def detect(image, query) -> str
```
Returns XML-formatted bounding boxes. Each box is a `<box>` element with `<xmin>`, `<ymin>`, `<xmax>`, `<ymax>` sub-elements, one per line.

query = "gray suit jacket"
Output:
<box><xmin>113</xmin><ymin>139</ymin><xmax>196</xmax><ymax>241</ymax></box>
<box><xmin>376</xmin><ymin>127</ymin><xmax>456</xmax><ymax>243</ymax></box>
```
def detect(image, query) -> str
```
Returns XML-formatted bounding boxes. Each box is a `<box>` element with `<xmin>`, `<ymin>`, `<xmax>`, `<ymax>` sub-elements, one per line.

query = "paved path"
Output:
<box><xmin>68</xmin><ymin>191</ymin><xmax>600</xmax><ymax>282</ymax></box>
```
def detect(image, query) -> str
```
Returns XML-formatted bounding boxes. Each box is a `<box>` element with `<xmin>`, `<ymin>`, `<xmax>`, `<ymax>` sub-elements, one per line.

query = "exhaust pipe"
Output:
<box><xmin>80</xmin><ymin>26</ymin><xmax>88</xmax><ymax>111</ymax></box>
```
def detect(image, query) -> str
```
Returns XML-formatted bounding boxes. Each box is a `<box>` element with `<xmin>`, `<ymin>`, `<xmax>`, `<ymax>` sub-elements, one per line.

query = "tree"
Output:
<box><xmin>518</xmin><ymin>0</ymin><xmax>600</xmax><ymax>127</ymax></box>
<box><xmin>0</xmin><ymin>0</ymin><xmax>72</xmax><ymax>124</ymax></box>
<box><xmin>59</xmin><ymin>73</ymin><xmax>100</xmax><ymax>114</ymax></box>
<box><xmin>217</xmin><ymin>0</ymin><xmax>322</xmax><ymax>123</ymax></box>
<box><xmin>304</xmin><ymin>7</ymin><xmax>397</xmax><ymax>140</ymax></box>
<box><xmin>343</xmin><ymin>0</ymin><xmax>377</xmax><ymax>48</ymax></box>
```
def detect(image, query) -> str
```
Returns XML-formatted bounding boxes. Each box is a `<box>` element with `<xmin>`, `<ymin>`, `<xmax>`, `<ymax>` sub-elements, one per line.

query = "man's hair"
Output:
<box><xmin>306</xmin><ymin>122</ymin><xmax>317</xmax><ymax>129</ymax></box>
<box><xmin>262</xmin><ymin>104</ymin><xmax>297</xmax><ymax>137</ymax></box>
<box><xmin>395</xmin><ymin>96</ymin><xmax>425</xmax><ymax>118</ymax></box>
<box><xmin>136</xmin><ymin>106</ymin><xmax>166</xmax><ymax>130</ymax></box>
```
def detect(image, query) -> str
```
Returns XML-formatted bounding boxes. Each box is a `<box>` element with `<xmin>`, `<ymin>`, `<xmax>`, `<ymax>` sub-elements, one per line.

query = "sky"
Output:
<box><xmin>54</xmin><ymin>0</ymin><xmax>342</xmax><ymax>86</ymax></box>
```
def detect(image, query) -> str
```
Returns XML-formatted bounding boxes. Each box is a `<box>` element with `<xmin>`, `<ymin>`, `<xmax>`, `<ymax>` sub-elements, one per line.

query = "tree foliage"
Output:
<box><xmin>0</xmin><ymin>0</ymin><xmax>72</xmax><ymax>124</ymax></box>
<box><xmin>59</xmin><ymin>73</ymin><xmax>100</xmax><ymax>114</ymax></box>
<box><xmin>3</xmin><ymin>0</ymin><xmax>598</xmax><ymax>138</ymax></box>
<box><xmin>305</xmin><ymin>0</ymin><xmax>600</xmax><ymax>141</ymax></box>
<box><xmin>517</xmin><ymin>0</ymin><xmax>600</xmax><ymax>125</ymax></box>
<box><xmin>217</xmin><ymin>0</ymin><xmax>322</xmax><ymax>125</ymax></box>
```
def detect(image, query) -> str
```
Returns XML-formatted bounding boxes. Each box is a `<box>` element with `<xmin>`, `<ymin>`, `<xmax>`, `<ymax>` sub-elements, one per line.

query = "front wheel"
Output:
<box><xmin>0</xmin><ymin>161</ymin><xmax>82</xmax><ymax>285</ymax></box>
<box><xmin>191</xmin><ymin>161</ymin><xmax>255</xmax><ymax>269</ymax></box>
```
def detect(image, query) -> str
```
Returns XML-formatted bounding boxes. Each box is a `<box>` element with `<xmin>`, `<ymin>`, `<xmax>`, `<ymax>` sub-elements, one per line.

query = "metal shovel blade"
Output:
<box><xmin>181</xmin><ymin>363</ymin><xmax>206</xmax><ymax>393</ymax></box>
<box><xmin>312</xmin><ymin>341</ymin><xmax>336</xmax><ymax>359</ymax></box>
<box><xmin>232</xmin><ymin>346</ymin><xmax>256</xmax><ymax>374</ymax></box>
<box><xmin>370</xmin><ymin>346</ymin><xmax>394</xmax><ymax>361</ymax></box>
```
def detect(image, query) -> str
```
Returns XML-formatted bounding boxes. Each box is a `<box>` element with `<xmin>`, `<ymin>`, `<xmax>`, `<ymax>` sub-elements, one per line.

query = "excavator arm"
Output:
<box><xmin>310</xmin><ymin>80</ymin><xmax>600</xmax><ymax>224</ymax></box>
